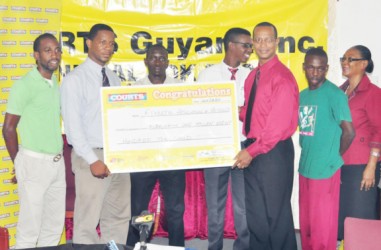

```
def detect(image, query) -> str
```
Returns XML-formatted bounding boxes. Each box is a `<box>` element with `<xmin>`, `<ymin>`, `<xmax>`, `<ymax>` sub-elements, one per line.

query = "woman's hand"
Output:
<box><xmin>361</xmin><ymin>163</ymin><xmax>376</xmax><ymax>191</ymax></box>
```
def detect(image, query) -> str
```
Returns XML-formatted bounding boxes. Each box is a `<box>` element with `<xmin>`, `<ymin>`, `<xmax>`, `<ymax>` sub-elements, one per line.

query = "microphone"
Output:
<box><xmin>131</xmin><ymin>210</ymin><xmax>155</xmax><ymax>250</ymax></box>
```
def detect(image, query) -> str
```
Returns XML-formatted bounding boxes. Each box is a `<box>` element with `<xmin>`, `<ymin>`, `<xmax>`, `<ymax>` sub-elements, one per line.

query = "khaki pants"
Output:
<box><xmin>72</xmin><ymin>149</ymin><xmax>131</xmax><ymax>244</ymax></box>
<box><xmin>15</xmin><ymin>147</ymin><xmax>66</xmax><ymax>249</ymax></box>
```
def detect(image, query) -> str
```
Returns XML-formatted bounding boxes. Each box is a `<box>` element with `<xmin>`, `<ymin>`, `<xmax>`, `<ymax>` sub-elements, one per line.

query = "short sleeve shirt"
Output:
<box><xmin>299</xmin><ymin>80</ymin><xmax>352</xmax><ymax>179</ymax></box>
<box><xmin>6</xmin><ymin>67</ymin><xmax>63</xmax><ymax>154</ymax></box>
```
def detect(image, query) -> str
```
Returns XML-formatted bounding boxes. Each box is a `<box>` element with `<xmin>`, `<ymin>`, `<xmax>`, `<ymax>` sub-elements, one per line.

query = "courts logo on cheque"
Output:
<box><xmin>108</xmin><ymin>93</ymin><xmax>147</xmax><ymax>102</ymax></box>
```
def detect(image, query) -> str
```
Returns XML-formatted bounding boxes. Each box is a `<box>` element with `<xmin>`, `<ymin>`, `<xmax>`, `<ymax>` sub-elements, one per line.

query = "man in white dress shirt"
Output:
<box><xmin>61</xmin><ymin>23</ymin><xmax>131</xmax><ymax>245</ymax></box>
<box><xmin>198</xmin><ymin>28</ymin><xmax>253</xmax><ymax>250</ymax></box>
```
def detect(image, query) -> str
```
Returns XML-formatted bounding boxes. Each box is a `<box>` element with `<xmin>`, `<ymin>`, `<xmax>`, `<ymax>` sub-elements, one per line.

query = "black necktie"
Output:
<box><xmin>102</xmin><ymin>68</ymin><xmax>110</xmax><ymax>87</ymax></box>
<box><xmin>228</xmin><ymin>68</ymin><xmax>238</xmax><ymax>80</ymax></box>
<box><xmin>245</xmin><ymin>69</ymin><xmax>260</xmax><ymax>135</ymax></box>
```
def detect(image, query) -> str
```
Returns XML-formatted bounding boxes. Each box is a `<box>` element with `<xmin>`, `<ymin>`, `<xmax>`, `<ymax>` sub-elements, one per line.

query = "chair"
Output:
<box><xmin>344</xmin><ymin>217</ymin><xmax>381</xmax><ymax>250</ymax></box>
<box><xmin>0</xmin><ymin>226</ymin><xmax>9</xmax><ymax>250</ymax></box>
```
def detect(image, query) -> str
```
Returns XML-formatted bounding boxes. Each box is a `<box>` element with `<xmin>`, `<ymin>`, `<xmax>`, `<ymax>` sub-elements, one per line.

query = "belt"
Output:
<box><xmin>19</xmin><ymin>147</ymin><xmax>62</xmax><ymax>162</ymax></box>
<box><xmin>243</xmin><ymin>138</ymin><xmax>256</xmax><ymax>148</ymax></box>
<box><xmin>67</xmin><ymin>144</ymin><xmax>103</xmax><ymax>150</ymax></box>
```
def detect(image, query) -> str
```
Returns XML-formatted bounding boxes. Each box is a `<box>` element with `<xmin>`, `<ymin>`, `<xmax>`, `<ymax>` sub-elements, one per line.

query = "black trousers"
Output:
<box><xmin>244</xmin><ymin>138</ymin><xmax>297</xmax><ymax>250</ymax></box>
<box><xmin>338</xmin><ymin>163</ymin><xmax>381</xmax><ymax>240</ymax></box>
<box><xmin>126</xmin><ymin>170</ymin><xmax>185</xmax><ymax>247</ymax></box>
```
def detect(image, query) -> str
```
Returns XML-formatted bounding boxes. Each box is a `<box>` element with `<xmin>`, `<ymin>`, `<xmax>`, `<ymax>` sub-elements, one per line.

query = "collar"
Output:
<box><xmin>146</xmin><ymin>75</ymin><xmax>168</xmax><ymax>84</ymax></box>
<box><xmin>85</xmin><ymin>57</ymin><xmax>106</xmax><ymax>76</ymax></box>
<box><xmin>356</xmin><ymin>74</ymin><xmax>372</xmax><ymax>92</ymax></box>
<box><xmin>256</xmin><ymin>55</ymin><xmax>279</xmax><ymax>72</ymax></box>
<box><xmin>341</xmin><ymin>74</ymin><xmax>371</xmax><ymax>94</ymax></box>
<box><xmin>222</xmin><ymin>61</ymin><xmax>242</xmax><ymax>71</ymax></box>
<box><xmin>30</xmin><ymin>66</ymin><xmax>57</xmax><ymax>86</ymax></box>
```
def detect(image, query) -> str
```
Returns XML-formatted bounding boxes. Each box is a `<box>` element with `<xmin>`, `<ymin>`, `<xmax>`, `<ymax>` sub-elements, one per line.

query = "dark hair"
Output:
<box><xmin>33</xmin><ymin>33</ymin><xmax>57</xmax><ymax>52</ymax></box>
<box><xmin>146</xmin><ymin>43</ymin><xmax>168</xmax><ymax>58</ymax></box>
<box><xmin>88</xmin><ymin>23</ymin><xmax>116</xmax><ymax>40</ymax></box>
<box><xmin>223</xmin><ymin>28</ymin><xmax>251</xmax><ymax>52</ymax></box>
<box><xmin>305</xmin><ymin>47</ymin><xmax>328</xmax><ymax>62</ymax></box>
<box><xmin>254</xmin><ymin>22</ymin><xmax>278</xmax><ymax>38</ymax></box>
<box><xmin>352</xmin><ymin>45</ymin><xmax>374</xmax><ymax>73</ymax></box>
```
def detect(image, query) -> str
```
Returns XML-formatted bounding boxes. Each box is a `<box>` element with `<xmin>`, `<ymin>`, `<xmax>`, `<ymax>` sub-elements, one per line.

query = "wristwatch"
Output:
<box><xmin>370</xmin><ymin>151</ymin><xmax>380</xmax><ymax>158</ymax></box>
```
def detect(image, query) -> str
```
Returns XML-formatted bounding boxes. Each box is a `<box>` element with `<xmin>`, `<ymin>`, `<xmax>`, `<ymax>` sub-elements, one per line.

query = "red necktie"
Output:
<box><xmin>228</xmin><ymin>68</ymin><xmax>238</xmax><ymax>80</ymax></box>
<box><xmin>245</xmin><ymin>69</ymin><xmax>260</xmax><ymax>135</ymax></box>
<box><xmin>102</xmin><ymin>68</ymin><xmax>110</xmax><ymax>87</ymax></box>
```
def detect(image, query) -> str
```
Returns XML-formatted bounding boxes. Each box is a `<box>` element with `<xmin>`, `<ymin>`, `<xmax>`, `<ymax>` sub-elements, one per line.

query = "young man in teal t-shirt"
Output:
<box><xmin>298</xmin><ymin>48</ymin><xmax>355</xmax><ymax>250</ymax></box>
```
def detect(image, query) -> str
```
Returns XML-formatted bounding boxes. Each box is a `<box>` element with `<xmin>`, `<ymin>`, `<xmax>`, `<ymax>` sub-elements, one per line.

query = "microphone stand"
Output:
<box><xmin>139</xmin><ymin>224</ymin><xmax>149</xmax><ymax>250</ymax></box>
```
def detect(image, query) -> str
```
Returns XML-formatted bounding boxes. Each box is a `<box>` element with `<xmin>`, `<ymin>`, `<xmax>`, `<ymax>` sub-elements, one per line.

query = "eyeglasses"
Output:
<box><xmin>253</xmin><ymin>37</ymin><xmax>276</xmax><ymax>44</ymax></box>
<box><xmin>340</xmin><ymin>57</ymin><xmax>366</xmax><ymax>63</ymax></box>
<box><xmin>231</xmin><ymin>41</ymin><xmax>253</xmax><ymax>49</ymax></box>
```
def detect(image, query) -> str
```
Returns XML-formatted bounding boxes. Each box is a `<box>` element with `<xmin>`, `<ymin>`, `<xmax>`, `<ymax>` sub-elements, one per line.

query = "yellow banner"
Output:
<box><xmin>0</xmin><ymin>0</ymin><xmax>328</xmax><ymax>246</ymax></box>
<box><xmin>61</xmin><ymin>0</ymin><xmax>328</xmax><ymax>89</ymax></box>
<box><xmin>0</xmin><ymin>0</ymin><xmax>63</xmax><ymax>247</ymax></box>
<box><xmin>102</xmin><ymin>82</ymin><xmax>241</xmax><ymax>172</ymax></box>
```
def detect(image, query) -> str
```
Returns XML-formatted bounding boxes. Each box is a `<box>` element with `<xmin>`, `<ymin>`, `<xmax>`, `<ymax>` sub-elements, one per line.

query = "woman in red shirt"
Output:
<box><xmin>338</xmin><ymin>45</ymin><xmax>381</xmax><ymax>240</ymax></box>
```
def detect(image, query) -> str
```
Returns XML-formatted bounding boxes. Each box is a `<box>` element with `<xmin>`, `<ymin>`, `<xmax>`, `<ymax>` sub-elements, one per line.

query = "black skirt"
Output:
<box><xmin>338</xmin><ymin>162</ymin><xmax>381</xmax><ymax>240</ymax></box>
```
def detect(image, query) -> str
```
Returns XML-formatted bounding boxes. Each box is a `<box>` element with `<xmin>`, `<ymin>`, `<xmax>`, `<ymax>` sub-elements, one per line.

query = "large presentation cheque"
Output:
<box><xmin>101</xmin><ymin>82</ymin><xmax>241</xmax><ymax>173</ymax></box>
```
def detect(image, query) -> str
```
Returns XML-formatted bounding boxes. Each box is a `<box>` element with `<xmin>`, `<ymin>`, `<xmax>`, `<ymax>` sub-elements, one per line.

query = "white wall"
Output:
<box><xmin>328</xmin><ymin>0</ymin><xmax>381</xmax><ymax>86</ymax></box>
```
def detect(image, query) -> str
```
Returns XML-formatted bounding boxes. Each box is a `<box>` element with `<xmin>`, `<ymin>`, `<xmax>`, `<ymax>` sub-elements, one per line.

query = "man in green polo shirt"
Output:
<box><xmin>2</xmin><ymin>33</ymin><xmax>65</xmax><ymax>249</ymax></box>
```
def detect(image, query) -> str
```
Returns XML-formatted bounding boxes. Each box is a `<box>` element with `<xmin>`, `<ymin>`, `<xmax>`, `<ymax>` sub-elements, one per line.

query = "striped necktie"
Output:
<box><xmin>228</xmin><ymin>68</ymin><xmax>238</xmax><ymax>80</ymax></box>
<box><xmin>102</xmin><ymin>67</ymin><xmax>110</xmax><ymax>87</ymax></box>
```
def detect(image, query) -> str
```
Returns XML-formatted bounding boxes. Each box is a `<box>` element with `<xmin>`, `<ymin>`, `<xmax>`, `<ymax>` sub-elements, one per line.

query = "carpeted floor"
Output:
<box><xmin>150</xmin><ymin>231</ymin><xmax>302</xmax><ymax>250</ymax></box>
<box><xmin>65</xmin><ymin>218</ymin><xmax>302</xmax><ymax>250</ymax></box>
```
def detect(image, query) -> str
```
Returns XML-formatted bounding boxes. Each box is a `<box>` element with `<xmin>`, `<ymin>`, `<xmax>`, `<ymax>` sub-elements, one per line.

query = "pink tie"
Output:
<box><xmin>228</xmin><ymin>68</ymin><xmax>238</xmax><ymax>80</ymax></box>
